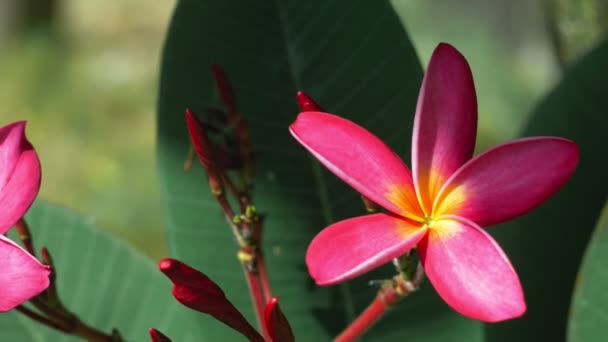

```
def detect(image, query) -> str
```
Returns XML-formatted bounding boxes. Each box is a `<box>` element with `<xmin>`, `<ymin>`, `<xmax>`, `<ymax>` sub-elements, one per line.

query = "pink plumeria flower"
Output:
<box><xmin>0</xmin><ymin>121</ymin><xmax>50</xmax><ymax>311</ymax></box>
<box><xmin>289</xmin><ymin>43</ymin><xmax>578</xmax><ymax>322</ymax></box>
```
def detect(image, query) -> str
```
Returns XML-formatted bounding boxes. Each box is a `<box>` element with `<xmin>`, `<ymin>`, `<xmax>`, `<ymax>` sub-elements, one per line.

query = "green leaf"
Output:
<box><xmin>158</xmin><ymin>0</ymin><xmax>482</xmax><ymax>340</ymax></box>
<box><xmin>0</xmin><ymin>201</ymin><xmax>201</xmax><ymax>341</ymax></box>
<box><xmin>568</xmin><ymin>201</ymin><xmax>608</xmax><ymax>342</ymax></box>
<box><xmin>485</xmin><ymin>39</ymin><xmax>608</xmax><ymax>341</ymax></box>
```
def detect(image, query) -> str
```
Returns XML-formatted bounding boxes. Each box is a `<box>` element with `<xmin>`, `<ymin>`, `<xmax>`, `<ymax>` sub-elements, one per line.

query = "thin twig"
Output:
<box><xmin>16</xmin><ymin>306</ymin><xmax>68</xmax><ymax>333</ymax></box>
<box><xmin>334</xmin><ymin>265</ymin><xmax>426</xmax><ymax>341</ymax></box>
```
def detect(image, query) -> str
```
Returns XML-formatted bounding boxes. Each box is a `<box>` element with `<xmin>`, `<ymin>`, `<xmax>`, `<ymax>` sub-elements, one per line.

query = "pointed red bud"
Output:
<box><xmin>185</xmin><ymin>108</ymin><xmax>213</xmax><ymax>170</ymax></box>
<box><xmin>158</xmin><ymin>258</ymin><xmax>264</xmax><ymax>342</ymax></box>
<box><xmin>264</xmin><ymin>298</ymin><xmax>295</xmax><ymax>342</ymax></box>
<box><xmin>296</xmin><ymin>91</ymin><xmax>323</xmax><ymax>111</ymax></box>
<box><xmin>185</xmin><ymin>109</ymin><xmax>223</xmax><ymax>193</ymax></box>
<box><xmin>211</xmin><ymin>64</ymin><xmax>237</xmax><ymax>114</ymax></box>
<box><xmin>149</xmin><ymin>328</ymin><xmax>172</xmax><ymax>342</ymax></box>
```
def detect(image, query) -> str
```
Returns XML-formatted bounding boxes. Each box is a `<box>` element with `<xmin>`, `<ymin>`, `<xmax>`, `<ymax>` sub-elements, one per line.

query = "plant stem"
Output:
<box><xmin>18</xmin><ymin>302</ymin><xmax>121</xmax><ymax>342</ymax></box>
<box><xmin>334</xmin><ymin>284</ymin><xmax>400</xmax><ymax>342</ymax></box>
<box><xmin>16</xmin><ymin>305</ymin><xmax>68</xmax><ymax>333</ymax></box>
<box><xmin>71</xmin><ymin>319</ymin><xmax>118</xmax><ymax>342</ymax></box>
<box><xmin>334</xmin><ymin>264</ymin><xmax>425</xmax><ymax>342</ymax></box>
<box><xmin>242</xmin><ymin>263</ymin><xmax>271</xmax><ymax>341</ymax></box>
<box><xmin>256</xmin><ymin>254</ymin><xmax>273</xmax><ymax>303</ymax></box>
<box><xmin>15</xmin><ymin>219</ymin><xmax>123</xmax><ymax>342</ymax></box>
<box><xmin>198</xmin><ymin>66</ymin><xmax>273</xmax><ymax>339</ymax></box>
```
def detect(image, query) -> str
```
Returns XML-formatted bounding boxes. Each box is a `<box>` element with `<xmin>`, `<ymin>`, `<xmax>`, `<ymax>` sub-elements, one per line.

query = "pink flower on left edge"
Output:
<box><xmin>289</xmin><ymin>43</ymin><xmax>579</xmax><ymax>322</ymax></box>
<box><xmin>0</xmin><ymin>121</ymin><xmax>50</xmax><ymax>311</ymax></box>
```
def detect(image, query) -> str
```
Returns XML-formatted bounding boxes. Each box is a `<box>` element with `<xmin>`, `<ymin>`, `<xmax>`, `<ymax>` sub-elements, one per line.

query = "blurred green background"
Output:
<box><xmin>0</xmin><ymin>0</ymin><xmax>604</xmax><ymax>259</ymax></box>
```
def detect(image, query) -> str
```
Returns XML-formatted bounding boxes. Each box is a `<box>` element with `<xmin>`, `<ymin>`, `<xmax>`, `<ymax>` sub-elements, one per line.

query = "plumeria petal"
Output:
<box><xmin>412</xmin><ymin>43</ymin><xmax>477</xmax><ymax>215</ymax></box>
<box><xmin>434</xmin><ymin>137</ymin><xmax>578</xmax><ymax>226</ymax></box>
<box><xmin>418</xmin><ymin>216</ymin><xmax>525</xmax><ymax>322</ymax></box>
<box><xmin>0</xmin><ymin>235</ymin><xmax>50</xmax><ymax>311</ymax></box>
<box><xmin>290</xmin><ymin>112</ymin><xmax>423</xmax><ymax>220</ymax></box>
<box><xmin>0</xmin><ymin>122</ymin><xmax>24</xmax><ymax>188</ymax></box>
<box><xmin>0</xmin><ymin>122</ymin><xmax>41</xmax><ymax>234</ymax></box>
<box><xmin>306</xmin><ymin>213</ymin><xmax>426</xmax><ymax>285</ymax></box>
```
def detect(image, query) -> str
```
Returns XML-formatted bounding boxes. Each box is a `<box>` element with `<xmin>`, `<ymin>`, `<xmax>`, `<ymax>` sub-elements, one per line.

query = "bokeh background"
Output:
<box><xmin>0</xmin><ymin>0</ymin><xmax>605</xmax><ymax>259</ymax></box>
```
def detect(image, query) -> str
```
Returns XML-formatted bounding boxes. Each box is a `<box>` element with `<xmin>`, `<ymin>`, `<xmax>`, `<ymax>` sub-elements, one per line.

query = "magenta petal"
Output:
<box><xmin>306</xmin><ymin>213</ymin><xmax>426</xmax><ymax>285</ymax></box>
<box><xmin>0</xmin><ymin>122</ymin><xmax>26</xmax><ymax>188</ymax></box>
<box><xmin>412</xmin><ymin>43</ymin><xmax>477</xmax><ymax>215</ymax></box>
<box><xmin>434</xmin><ymin>137</ymin><xmax>579</xmax><ymax>226</ymax></box>
<box><xmin>290</xmin><ymin>112</ymin><xmax>422</xmax><ymax>219</ymax></box>
<box><xmin>418</xmin><ymin>216</ymin><xmax>525</xmax><ymax>322</ymax></box>
<box><xmin>0</xmin><ymin>235</ymin><xmax>50</xmax><ymax>311</ymax></box>
<box><xmin>0</xmin><ymin>122</ymin><xmax>41</xmax><ymax>234</ymax></box>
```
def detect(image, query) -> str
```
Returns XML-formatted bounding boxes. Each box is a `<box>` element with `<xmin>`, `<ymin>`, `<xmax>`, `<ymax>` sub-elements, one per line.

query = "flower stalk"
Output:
<box><xmin>15</xmin><ymin>219</ymin><xmax>124</xmax><ymax>342</ymax></box>
<box><xmin>184</xmin><ymin>65</ymin><xmax>273</xmax><ymax>339</ymax></box>
<box><xmin>335</xmin><ymin>262</ymin><xmax>425</xmax><ymax>342</ymax></box>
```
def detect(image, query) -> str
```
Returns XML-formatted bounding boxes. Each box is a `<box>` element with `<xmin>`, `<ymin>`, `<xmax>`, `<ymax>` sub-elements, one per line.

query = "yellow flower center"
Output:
<box><xmin>422</xmin><ymin>215</ymin><xmax>434</xmax><ymax>228</ymax></box>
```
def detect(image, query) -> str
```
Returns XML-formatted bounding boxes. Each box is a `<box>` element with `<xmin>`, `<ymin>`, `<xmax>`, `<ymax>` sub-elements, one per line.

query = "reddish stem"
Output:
<box><xmin>334</xmin><ymin>268</ymin><xmax>425</xmax><ymax>342</ymax></box>
<box><xmin>243</xmin><ymin>263</ymin><xmax>271</xmax><ymax>341</ymax></box>
<box><xmin>220</xmin><ymin>172</ymin><xmax>249</xmax><ymax>211</ymax></box>
<box><xmin>16</xmin><ymin>305</ymin><xmax>68</xmax><ymax>333</ymax></box>
<box><xmin>256</xmin><ymin>254</ymin><xmax>273</xmax><ymax>303</ymax></box>
<box><xmin>334</xmin><ymin>285</ymin><xmax>400</xmax><ymax>342</ymax></box>
<box><xmin>15</xmin><ymin>219</ymin><xmax>122</xmax><ymax>342</ymax></box>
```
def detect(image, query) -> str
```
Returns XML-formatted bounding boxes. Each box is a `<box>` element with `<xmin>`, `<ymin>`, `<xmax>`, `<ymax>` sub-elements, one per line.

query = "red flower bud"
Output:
<box><xmin>264</xmin><ymin>298</ymin><xmax>294</xmax><ymax>342</ymax></box>
<box><xmin>148</xmin><ymin>328</ymin><xmax>172</xmax><ymax>342</ymax></box>
<box><xmin>185</xmin><ymin>108</ymin><xmax>214</xmax><ymax>170</ymax></box>
<box><xmin>185</xmin><ymin>109</ymin><xmax>223</xmax><ymax>194</ymax></box>
<box><xmin>211</xmin><ymin>64</ymin><xmax>237</xmax><ymax>114</ymax></box>
<box><xmin>296</xmin><ymin>91</ymin><xmax>323</xmax><ymax>111</ymax></box>
<box><xmin>159</xmin><ymin>258</ymin><xmax>264</xmax><ymax>342</ymax></box>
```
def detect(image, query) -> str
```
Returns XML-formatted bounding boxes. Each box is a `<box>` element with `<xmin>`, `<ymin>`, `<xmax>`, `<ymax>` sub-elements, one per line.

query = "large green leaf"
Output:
<box><xmin>158</xmin><ymin>0</ymin><xmax>482</xmax><ymax>340</ymax></box>
<box><xmin>0</xmin><ymin>201</ymin><xmax>201</xmax><ymax>341</ymax></box>
<box><xmin>485</xmin><ymin>39</ymin><xmax>608</xmax><ymax>341</ymax></box>
<box><xmin>568</xmin><ymin>201</ymin><xmax>608</xmax><ymax>341</ymax></box>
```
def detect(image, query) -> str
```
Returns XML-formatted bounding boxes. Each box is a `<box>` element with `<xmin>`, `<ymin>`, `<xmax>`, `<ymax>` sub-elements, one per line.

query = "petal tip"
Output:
<box><xmin>436</xmin><ymin>42</ymin><xmax>456</xmax><ymax>51</ymax></box>
<box><xmin>158</xmin><ymin>258</ymin><xmax>176</xmax><ymax>274</ymax></box>
<box><xmin>433</xmin><ymin>42</ymin><xmax>465</xmax><ymax>60</ymax></box>
<box><xmin>483</xmin><ymin>299</ymin><xmax>527</xmax><ymax>323</ymax></box>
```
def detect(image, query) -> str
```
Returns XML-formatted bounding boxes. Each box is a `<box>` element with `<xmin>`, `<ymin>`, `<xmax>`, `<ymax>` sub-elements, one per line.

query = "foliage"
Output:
<box><xmin>0</xmin><ymin>0</ymin><xmax>606</xmax><ymax>341</ymax></box>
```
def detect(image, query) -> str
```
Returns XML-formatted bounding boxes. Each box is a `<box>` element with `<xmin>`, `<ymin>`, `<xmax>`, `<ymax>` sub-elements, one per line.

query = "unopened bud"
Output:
<box><xmin>158</xmin><ymin>258</ymin><xmax>264</xmax><ymax>342</ymax></box>
<box><xmin>211</xmin><ymin>64</ymin><xmax>237</xmax><ymax>114</ymax></box>
<box><xmin>148</xmin><ymin>328</ymin><xmax>172</xmax><ymax>342</ymax></box>
<box><xmin>264</xmin><ymin>298</ymin><xmax>294</xmax><ymax>342</ymax></box>
<box><xmin>185</xmin><ymin>108</ymin><xmax>214</xmax><ymax>170</ymax></box>
<box><xmin>297</xmin><ymin>91</ymin><xmax>324</xmax><ymax>111</ymax></box>
<box><xmin>185</xmin><ymin>109</ymin><xmax>224</xmax><ymax>194</ymax></box>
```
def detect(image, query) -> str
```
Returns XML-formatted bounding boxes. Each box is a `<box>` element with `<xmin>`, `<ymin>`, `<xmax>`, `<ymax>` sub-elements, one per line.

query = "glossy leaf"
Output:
<box><xmin>485</xmin><ymin>39</ymin><xmax>608</xmax><ymax>341</ymax></box>
<box><xmin>157</xmin><ymin>0</ymin><xmax>482</xmax><ymax>340</ymax></box>
<box><xmin>0</xmin><ymin>201</ymin><xmax>201</xmax><ymax>341</ymax></box>
<box><xmin>568</xmin><ymin>202</ymin><xmax>608</xmax><ymax>342</ymax></box>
